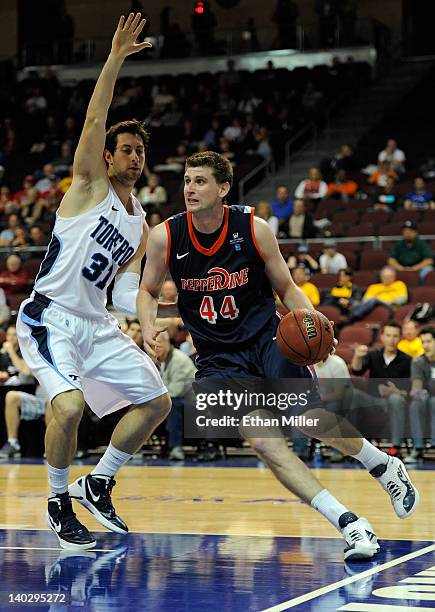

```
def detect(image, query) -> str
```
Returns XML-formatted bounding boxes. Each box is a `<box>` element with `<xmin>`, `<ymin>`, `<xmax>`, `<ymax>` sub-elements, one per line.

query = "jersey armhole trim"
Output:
<box><xmin>250</xmin><ymin>208</ymin><xmax>266</xmax><ymax>261</ymax></box>
<box><xmin>164</xmin><ymin>220</ymin><xmax>171</xmax><ymax>267</ymax></box>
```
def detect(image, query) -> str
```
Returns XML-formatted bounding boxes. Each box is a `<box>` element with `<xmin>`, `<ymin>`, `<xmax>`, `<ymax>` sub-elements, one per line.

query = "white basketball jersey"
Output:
<box><xmin>34</xmin><ymin>184</ymin><xmax>145</xmax><ymax>318</ymax></box>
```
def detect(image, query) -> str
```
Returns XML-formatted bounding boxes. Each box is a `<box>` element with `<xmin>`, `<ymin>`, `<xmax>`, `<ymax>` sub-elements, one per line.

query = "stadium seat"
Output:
<box><xmin>393</xmin><ymin>305</ymin><xmax>414</xmax><ymax>322</ymax></box>
<box><xmin>420</xmin><ymin>222</ymin><xmax>435</xmax><ymax>235</ymax></box>
<box><xmin>353</xmin><ymin>271</ymin><xmax>377</xmax><ymax>287</ymax></box>
<box><xmin>317</xmin><ymin>305</ymin><xmax>341</xmax><ymax>322</ymax></box>
<box><xmin>339</xmin><ymin>325</ymin><xmax>373</xmax><ymax>346</ymax></box>
<box><xmin>311</xmin><ymin>273</ymin><xmax>336</xmax><ymax>290</ymax></box>
<box><xmin>423</xmin><ymin>270</ymin><xmax>435</xmax><ymax>286</ymax></box>
<box><xmin>379</xmin><ymin>223</ymin><xmax>404</xmax><ymax>236</ymax></box>
<box><xmin>392</xmin><ymin>210</ymin><xmax>422</xmax><ymax>224</ymax></box>
<box><xmin>346</xmin><ymin>223</ymin><xmax>374</xmax><ymax>237</ymax></box>
<box><xmin>7</xmin><ymin>293</ymin><xmax>29</xmax><ymax>314</ymax></box>
<box><xmin>359</xmin><ymin>251</ymin><xmax>388</xmax><ymax>270</ymax></box>
<box><xmin>411</xmin><ymin>287</ymin><xmax>435</xmax><ymax>303</ymax></box>
<box><xmin>335</xmin><ymin>345</ymin><xmax>354</xmax><ymax>365</ymax></box>
<box><xmin>360</xmin><ymin>305</ymin><xmax>393</xmax><ymax>323</ymax></box>
<box><xmin>340</xmin><ymin>251</ymin><xmax>357</xmax><ymax>269</ymax></box>
<box><xmin>22</xmin><ymin>258</ymin><xmax>43</xmax><ymax>279</ymax></box>
<box><xmin>396</xmin><ymin>271</ymin><xmax>420</xmax><ymax>287</ymax></box>
<box><xmin>364</xmin><ymin>211</ymin><xmax>391</xmax><ymax>227</ymax></box>
<box><xmin>333</xmin><ymin>211</ymin><xmax>360</xmax><ymax>225</ymax></box>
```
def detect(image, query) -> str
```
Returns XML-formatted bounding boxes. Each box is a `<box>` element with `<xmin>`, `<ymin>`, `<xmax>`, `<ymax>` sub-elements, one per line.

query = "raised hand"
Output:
<box><xmin>111</xmin><ymin>13</ymin><xmax>152</xmax><ymax>58</ymax></box>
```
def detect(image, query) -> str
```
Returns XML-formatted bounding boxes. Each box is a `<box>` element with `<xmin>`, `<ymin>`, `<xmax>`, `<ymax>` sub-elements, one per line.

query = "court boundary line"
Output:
<box><xmin>0</xmin><ymin>546</ymin><xmax>118</xmax><ymax>552</ymax></box>
<box><xmin>259</xmin><ymin>543</ymin><xmax>435</xmax><ymax>611</ymax></box>
<box><xmin>0</xmin><ymin>526</ymin><xmax>433</xmax><ymax>543</ymax></box>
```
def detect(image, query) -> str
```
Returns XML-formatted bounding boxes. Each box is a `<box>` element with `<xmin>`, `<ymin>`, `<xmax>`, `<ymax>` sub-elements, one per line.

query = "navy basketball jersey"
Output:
<box><xmin>165</xmin><ymin>205</ymin><xmax>276</xmax><ymax>353</ymax></box>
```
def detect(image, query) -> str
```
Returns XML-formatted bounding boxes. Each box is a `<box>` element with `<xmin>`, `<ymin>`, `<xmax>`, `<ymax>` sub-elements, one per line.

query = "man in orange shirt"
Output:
<box><xmin>327</xmin><ymin>169</ymin><xmax>358</xmax><ymax>199</ymax></box>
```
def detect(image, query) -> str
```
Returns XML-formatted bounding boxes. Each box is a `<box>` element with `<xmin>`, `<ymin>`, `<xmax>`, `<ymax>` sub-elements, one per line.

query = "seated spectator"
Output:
<box><xmin>59</xmin><ymin>165</ymin><xmax>73</xmax><ymax>194</ymax></box>
<box><xmin>155</xmin><ymin>331</ymin><xmax>196</xmax><ymax>461</ymax></box>
<box><xmin>0</xmin><ymin>385</ymin><xmax>48</xmax><ymax>459</ymax></box>
<box><xmin>403</xmin><ymin>177</ymin><xmax>435</xmax><ymax>211</ymax></box>
<box><xmin>137</xmin><ymin>173</ymin><xmax>167</xmax><ymax>208</ymax></box>
<box><xmin>295</xmin><ymin>168</ymin><xmax>328</xmax><ymax>201</ymax></box>
<box><xmin>223</xmin><ymin>117</ymin><xmax>242</xmax><ymax>142</ymax></box>
<box><xmin>0</xmin><ymin>325</ymin><xmax>34</xmax><ymax>386</ymax></box>
<box><xmin>350</xmin><ymin>321</ymin><xmax>410</xmax><ymax>457</ymax></box>
<box><xmin>271</xmin><ymin>185</ymin><xmax>293</xmax><ymax>232</ymax></box>
<box><xmin>154</xmin><ymin>143</ymin><xmax>188</xmax><ymax>173</ymax></box>
<box><xmin>35</xmin><ymin>163</ymin><xmax>56</xmax><ymax>194</ymax></box>
<box><xmin>406</xmin><ymin>327</ymin><xmax>435</xmax><ymax>463</ymax></box>
<box><xmin>50</xmin><ymin>141</ymin><xmax>73</xmax><ymax>176</ymax></box>
<box><xmin>322</xmin><ymin>267</ymin><xmax>362</xmax><ymax>315</ymax></box>
<box><xmin>288</xmin><ymin>199</ymin><xmax>316</xmax><ymax>239</ymax></box>
<box><xmin>0</xmin><ymin>288</ymin><xmax>10</xmax><ymax>329</ymax></box>
<box><xmin>349</xmin><ymin>265</ymin><xmax>407</xmax><ymax>321</ymax></box>
<box><xmin>0</xmin><ymin>186</ymin><xmax>16</xmax><ymax>215</ymax></box>
<box><xmin>255</xmin><ymin>126</ymin><xmax>272</xmax><ymax>160</ymax></box>
<box><xmin>329</xmin><ymin>143</ymin><xmax>357</xmax><ymax>174</ymax></box>
<box><xmin>0</xmin><ymin>255</ymin><xmax>29</xmax><ymax>297</ymax></box>
<box><xmin>388</xmin><ymin>221</ymin><xmax>434</xmax><ymax>283</ymax></box>
<box><xmin>219</xmin><ymin>138</ymin><xmax>237</xmax><ymax>166</ymax></box>
<box><xmin>13</xmin><ymin>175</ymin><xmax>39</xmax><ymax>212</ymax></box>
<box><xmin>148</xmin><ymin>211</ymin><xmax>163</xmax><ymax>228</ymax></box>
<box><xmin>29</xmin><ymin>224</ymin><xmax>50</xmax><ymax>247</ymax></box>
<box><xmin>11</xmin><ymin>227</ymin><xmax>30</xmax><ymax>252</ymax></box>
<box><xmin>373</xmin><ymin>176</ymin><xmax>400</xmax><ymax>211</ymax></box>
<box><xmin>287</xmin><ymin>244</ymin><xmax>319</xmax><ymax>274</ymax></box>
<box><xmin>369</xmin><ymin>161</ymin><xmax>399</xmax><ymax>188</ymax></box>
<box><xmin>203</xmin><ymin>117</ymin><xmax>222</xmax><ymax>148</ymax></box>
<box><xmin>255</xmin><ymin>201</ymin><xmax>279</xmax><ymax>236</ymax></box>
<box><xmin>0</xmin><ymin>214</ymin><xmax>22</xmax><ymax>247</ymax></box>
<box><xmin>319</xmin><ymin>239</ymin><xmax>347</xmax><ymax>273</ymax></box>
<box><xmin>160</xmin><ymin>279</ymin><xmax>178</xmax><ymax>303</ymax></box>
<box><xmin>161</xmin><ymin>101</ymin><xmax>183</xmax><ymax>128</ymax></box>
<box><xmin>125</xmin><ymin>319</ymin><xmax>143</xmax><ymax>348</ymax></box>
<box><xmin>378</xmin><ymin>138</ymin><xmax>406</xmax><ymax>174</ymax></box>
<box><xmin>327</xmin><ymin>169</ymin><xmax>358</xmax><ymax>200</ymax></box>
<box><xmin>24</xmin><ymin>87</ymin><xmax>47</xmax><ymax>114</ymax></box>
<box><xmin>420</xmin><ymin>157</ymin><xmax>435</xmax><ymax>180</ymax></box>
<box><xmin>291</xmin><ymin>265</ymin><xmax>320</xmax><ymax>306</ymax></box>
<box><xmin>397</xmin><ymin>320</ymin><xmax>424</xmax><ymax>359</ymax></box>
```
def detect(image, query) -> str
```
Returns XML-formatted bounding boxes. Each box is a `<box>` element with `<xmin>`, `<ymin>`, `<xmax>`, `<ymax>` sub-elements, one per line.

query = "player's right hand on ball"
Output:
<box><xmin>354</xmin><ymin>344</ymin><xmax>369</xmax><ymax>358</ymax></box>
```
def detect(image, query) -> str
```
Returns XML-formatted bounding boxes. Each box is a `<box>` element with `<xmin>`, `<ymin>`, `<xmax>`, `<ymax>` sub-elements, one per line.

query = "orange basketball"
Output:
<box><xmin>276</xmin><ymin>309</ymin><xmax>334</xmax><ymax>366</ymax></box>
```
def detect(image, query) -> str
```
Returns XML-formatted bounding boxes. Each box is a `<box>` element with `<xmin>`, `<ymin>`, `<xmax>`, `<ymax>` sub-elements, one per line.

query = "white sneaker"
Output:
<box><xmin>340</xmin><ymin>515</ymin><xmax>380</xmax><ymax>561</ymax></box>
<box><xmin>370</xmin><ymin>455</ymin><xmax>420</xmax><ymax>519</ymax></box>
<box><xmin>404</xmin><ymin>449</ymin><xmax>423</xmax><ymax>465</ymax></box>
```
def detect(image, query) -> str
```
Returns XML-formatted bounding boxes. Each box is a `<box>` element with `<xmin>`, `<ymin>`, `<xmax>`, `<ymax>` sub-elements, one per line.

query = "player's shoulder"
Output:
<box><xmin>228</xmin><ymin>204</ymin><xmax>253</xmax><ymax>215</ymax></box>
<box><xmin>166</xmin><ymin>210</ymin><xmax>188</xmax><ymax>226</ymax></box>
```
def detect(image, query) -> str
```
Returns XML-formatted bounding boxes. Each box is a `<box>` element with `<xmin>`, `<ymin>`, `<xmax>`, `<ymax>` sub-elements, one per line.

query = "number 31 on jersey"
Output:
<box><xmin>200</xmin><ymin>295</ymin><xmax>239</xmax><ymax>324</ymax></box>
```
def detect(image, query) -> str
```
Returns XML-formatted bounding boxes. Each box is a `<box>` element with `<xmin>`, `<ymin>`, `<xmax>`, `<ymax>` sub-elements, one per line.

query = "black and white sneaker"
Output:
<box><xmin>339</xmin><ymin>512</ymin><xmax>380</xmax><ymax>561</ymax></box>
<box><xmin>69</xmin><ymin>474</ymin><xmax>128</xmax><ymax>534</ymax></box>
<box><xmin>370</xmin><ymin>456</ymin><xmax>420</xmax><ymax>519</ymax></box>
<box><xmin>46</xmin><ymin>492</ymin><xmax>96</xmax><ymax>550</ymax></box>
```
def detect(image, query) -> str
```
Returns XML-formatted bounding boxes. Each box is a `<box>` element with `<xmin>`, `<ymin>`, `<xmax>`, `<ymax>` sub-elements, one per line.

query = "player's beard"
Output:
<box><xmin>116</xmin><ymin>168</ymin><xmax>142</xmax><ymax>187</ymax></box>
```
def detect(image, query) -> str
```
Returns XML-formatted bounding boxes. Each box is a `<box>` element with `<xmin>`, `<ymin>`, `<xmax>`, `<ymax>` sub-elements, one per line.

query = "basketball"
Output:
<box><xmin>276</xmin><ymin>309</ymin><xmax>334</xmax><ymax>366</ymax></box>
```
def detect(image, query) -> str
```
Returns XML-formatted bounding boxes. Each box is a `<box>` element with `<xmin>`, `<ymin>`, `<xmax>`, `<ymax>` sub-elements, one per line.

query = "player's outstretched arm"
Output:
<box><xmin>137</xmin><ymin>223</ymin><xmax>170</xmax><ymax>359</ymax></box>
<box><xmin>252</xmin><ymin>216</ymin><xmax>314</xmax><ymax>312</ymax></box>
<box><xmin>61</xmin><ymin>13</ymin><xmax>151</xmax><ymax>215</ymax></box>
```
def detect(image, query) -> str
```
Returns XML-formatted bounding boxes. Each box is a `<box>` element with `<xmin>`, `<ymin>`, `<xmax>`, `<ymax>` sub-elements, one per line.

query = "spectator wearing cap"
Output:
<box><xmin>388</xmin><ymin>221</ymin><xmax>434</xmax><ymax>283</ymax></box>
<box><xmin>255</xmin><ymin>201</ymin><xmax>279</xmax><ymax>236</ymax></box>
<box><xmin>321</xmin><ymin>267</ymin><xmax>362</xmax><ymax>315</ymax></box>
<box><xmin>270</xmin><ymin>185</ymin><xmax>293</xmax><ymax>231</ymax></box>
<box><xmin>287</xmin><ymin>244</ymin><xmax>319</xmax><ymax>274</ymax></box>
<box><xmin>403</xmin><ymin>177</ymin><xmax>435</xmax><ymax>211</ymax></box>
<box><xmin>349</xmin><ymin>265</ymin><xmax>407</xmax><ymax>322</ymax></box>
<box><xmin>319</xmin><ymin>239</ymin><xmax>347</xmax><ymax>273</ymax></box>
<box><xmin>291</xmin><ymin>266</ymin><xmax>320</xmax><ymax>306</ymax></box>
<box><xmin>288</xmin><ymin>199</ymin><xmax>316</xmax><ymax>239</ymax></box>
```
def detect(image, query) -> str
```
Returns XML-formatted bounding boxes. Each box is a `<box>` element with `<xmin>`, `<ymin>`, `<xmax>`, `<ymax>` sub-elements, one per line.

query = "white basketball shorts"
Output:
<box><xmin>17</xmin><ymin>292</ymin><xmax>167</xmax><ymax>418</ymax></box>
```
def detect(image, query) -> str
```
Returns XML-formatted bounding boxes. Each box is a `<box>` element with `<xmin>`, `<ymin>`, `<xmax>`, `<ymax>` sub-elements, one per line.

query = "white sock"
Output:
<box><xmin>8</xmin><ymin>438</ymin><xmax>20</xmax><ymax>448</ymax></box>
<box><xmin>47</xmin><ymin>464</ymin><xmax>69</xmax><ymax>496</ymax></box>
<box><xmin>91</xmin><ymin>443</ymin><xmax>132</xmax><ymax>478</ymax></box>
<box><xmin>352</xmin><ymin>439</ymin><xmax>387</xmax><ymax>472</ymax></box>
<box><xmin>311</xmin><ymin>489</ymin><xmax>350</xmax><ymax>530</ymax></box>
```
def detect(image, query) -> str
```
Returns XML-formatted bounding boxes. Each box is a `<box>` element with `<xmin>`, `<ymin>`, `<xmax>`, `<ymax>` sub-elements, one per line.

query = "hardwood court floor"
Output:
<box><xmin>0</xmin><ymin>463</ymin><xmax>432</xmax><ymax>540</ymax></box>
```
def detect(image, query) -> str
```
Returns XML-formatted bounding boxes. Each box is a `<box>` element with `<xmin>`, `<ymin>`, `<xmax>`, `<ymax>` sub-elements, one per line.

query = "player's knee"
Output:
<box><xmin>5</xmin><ymin>390</ymin><xmax>21</xmax><ymax>408</ymax></box>
<box><xmin>148</xmin><ymin>393</ymin><xmax>172</xmax><ymax>421</ymax></box>
<box><xmin>51</xmin><ymin>390</ymin><xmax>85</xmax><ymax>429</ymax></box>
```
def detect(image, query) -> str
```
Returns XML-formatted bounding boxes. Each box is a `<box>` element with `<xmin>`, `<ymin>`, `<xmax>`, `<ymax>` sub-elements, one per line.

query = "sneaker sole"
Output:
<box><xmin>344</xmin><ymin>543</ymin><xmax>380</xmax><ymax>561</ymax></box>
<box><xmin>69</xmin><ymin>480</ymin><xmax>128</xmax><ymax>535</ymax></box>
<box><xmin>45</xmin><ymin>513</ymin><xmax>96</xmax><ymax>551</ymax></box>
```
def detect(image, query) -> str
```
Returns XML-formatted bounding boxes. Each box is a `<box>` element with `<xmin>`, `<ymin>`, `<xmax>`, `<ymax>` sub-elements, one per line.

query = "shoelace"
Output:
<box><xmin>386</xmin><ymin>481</ymin><xmax>402</xmax><ymax>499</ymax></box>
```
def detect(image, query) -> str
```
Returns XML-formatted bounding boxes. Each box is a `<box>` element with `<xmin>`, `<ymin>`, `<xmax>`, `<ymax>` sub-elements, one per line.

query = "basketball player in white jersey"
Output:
<box><xmin>17</xmin><ymin>13</ymin><xmax>171</xmax><ymax>550</ymax></box>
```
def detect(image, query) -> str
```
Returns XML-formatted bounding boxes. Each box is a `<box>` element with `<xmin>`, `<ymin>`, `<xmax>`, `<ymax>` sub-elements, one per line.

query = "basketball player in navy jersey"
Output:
<box><xmin>137</xmin><ymin>151</ymin><xmax>419</xmax><ymax>561</ymax></box>
<box><xmin>16</xmin><ymin>14</ymin><xmax>173</xmax><ymax>550</ymax></box>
